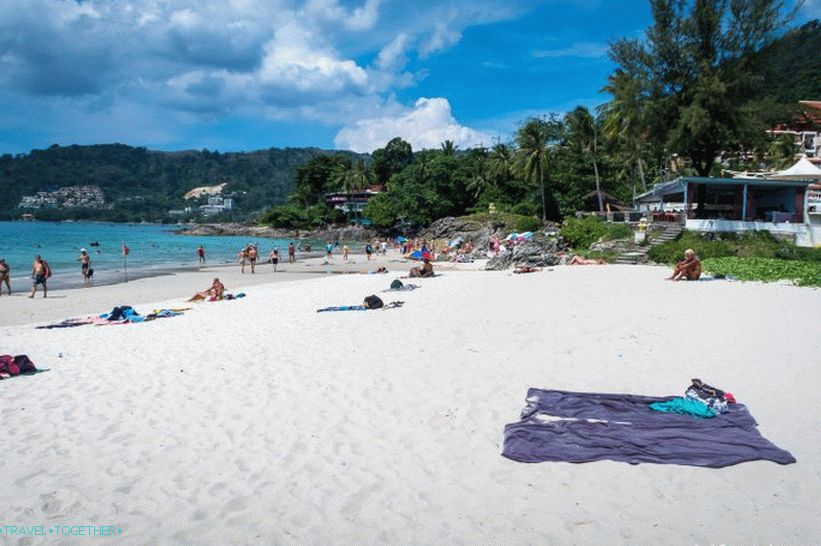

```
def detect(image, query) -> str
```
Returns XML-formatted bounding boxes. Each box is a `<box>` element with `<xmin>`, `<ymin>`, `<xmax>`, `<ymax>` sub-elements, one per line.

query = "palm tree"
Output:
<box><xmin>440</xmin><ymin>140</ymin><xmax>457</xmax><ymax>156</ymax></box>
<box><xmin>488</xmin><ymin>143</ymin><xmax>514</xmax><ymax>184</ymax></box>
<box><xmin>332</xmin><ymin>160</ymin><xmax>372</xmax><ymax>193</ymax></box>
<box><xmin>599</xmin><ymin>71</ymin><xmax>648</xmax><ymax>192</ymax></box>
<box><xmin>466</xmin><ymin>150</ymin><xmax>492</xmax><ymax>198</ymax></box>
<box><xmin>514</xmin><ymin>117</ymin><xmax>562</xmax><ymax>221</ymax></box>
<box><xmin>566</xmin><ymin>106</ymin><xmax>604</xmax><ymax>213</ymax></box>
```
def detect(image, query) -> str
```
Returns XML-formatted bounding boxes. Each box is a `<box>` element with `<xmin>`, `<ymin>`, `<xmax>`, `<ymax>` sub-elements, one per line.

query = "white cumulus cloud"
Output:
<box><xmin>333</xmin><ymin>97</ymin><xmax>493</xmax><ymax>152</ymax></box>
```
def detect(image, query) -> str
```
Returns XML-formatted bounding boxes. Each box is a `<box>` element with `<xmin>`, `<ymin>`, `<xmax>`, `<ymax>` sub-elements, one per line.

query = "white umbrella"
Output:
<box><xmin>771</xmin><ymin>157</ymin><xmax>821</xmax><ymax>180</ymax></box>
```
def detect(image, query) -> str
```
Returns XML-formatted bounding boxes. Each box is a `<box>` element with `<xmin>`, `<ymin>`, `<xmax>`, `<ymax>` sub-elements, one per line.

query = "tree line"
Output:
<box><xmin>263</xmin><ymin>4</ymin><xmax>816</xmax><ymax>232</ymax></box>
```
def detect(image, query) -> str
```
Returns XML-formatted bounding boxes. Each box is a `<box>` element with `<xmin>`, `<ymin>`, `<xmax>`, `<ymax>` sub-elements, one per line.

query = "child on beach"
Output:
<box><xmin>342</xmin><ymin>245</ymin><xmax>349</xmax><ymax>260</ymax></box>
<box><xmin>197</xmin><ymin>245</ymin><xmax>205</xmax><ymax>264</ymax></box>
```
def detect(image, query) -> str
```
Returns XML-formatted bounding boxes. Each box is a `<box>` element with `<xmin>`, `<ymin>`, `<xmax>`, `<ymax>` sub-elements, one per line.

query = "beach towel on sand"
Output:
<box><xmin>317</xmin><ymin>301</ymin><xmax>404</xmax><ymax>312</ymax></box>
<box><xmin>502</xmin><ymin>388</ymin><xmax>795</xmax><ymax>468</ymax></box>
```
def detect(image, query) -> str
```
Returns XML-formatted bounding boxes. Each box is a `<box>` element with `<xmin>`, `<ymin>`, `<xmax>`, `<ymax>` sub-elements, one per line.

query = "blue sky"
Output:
<box><xmin>0</xmin><ymin>0</ymin><xmax>817</xmax><ymax>155</ymax></box>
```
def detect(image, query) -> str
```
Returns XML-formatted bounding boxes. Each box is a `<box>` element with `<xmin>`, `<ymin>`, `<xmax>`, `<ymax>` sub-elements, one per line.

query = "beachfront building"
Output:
<box><xmin>197</xmin><ymin>196</ymin><xmax>233</xmax><ymax>217</ymax></box>
<box><xmin>325</xmin><ymin>188</ymin><xmax>380</xmax><ymax>224</ymax></box>
<box><xmin>636</xmin><ymin>172</ymin><xmax>819</xmax><ymax>246</ymax></box>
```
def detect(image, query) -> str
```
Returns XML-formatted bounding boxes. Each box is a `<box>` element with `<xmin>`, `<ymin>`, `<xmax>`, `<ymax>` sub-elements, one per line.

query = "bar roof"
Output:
<box><xmin>636</xmin><ymin>176</ymin><xmax>812</xmax><ymax>202</ymax></box>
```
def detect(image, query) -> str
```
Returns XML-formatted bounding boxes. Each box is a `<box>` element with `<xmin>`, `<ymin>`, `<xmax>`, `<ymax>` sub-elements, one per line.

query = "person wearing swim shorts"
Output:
<box><xmin>29</xmin><ymin>255</ymin><xmax>50</xmax><ymax>298</ymax></box>
<box><xmin>78</xmin><ymin>248</ymin><xmax>91</xmax><ymax>286</ymax></box>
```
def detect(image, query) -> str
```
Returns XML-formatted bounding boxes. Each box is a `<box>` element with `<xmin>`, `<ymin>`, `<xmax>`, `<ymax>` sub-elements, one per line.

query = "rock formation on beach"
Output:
<box><xmin>177</xmin><ymin>222</ymin><xmax>377</xmax><ymax>242</ymax></box>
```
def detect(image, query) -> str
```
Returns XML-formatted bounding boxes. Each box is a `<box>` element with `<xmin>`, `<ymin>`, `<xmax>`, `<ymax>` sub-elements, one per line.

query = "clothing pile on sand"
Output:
<box><xmin>502</xmin><ymin>382</ymin><xmax>795</xmax><ymax>468</ymax></box>
<box><xmin>317</xmin><ymin>294</ymin><xmax>404</xmax><ymax>313</ymax></box>
<box><xmin>0</xmin><ymin>354</ymin><xmax>40</xmax><ymax>380</ymax></box>
<box><xmin>36</xmin><ymin>306</ymin><xmax>190</xmax><ymax>329</ymax></box>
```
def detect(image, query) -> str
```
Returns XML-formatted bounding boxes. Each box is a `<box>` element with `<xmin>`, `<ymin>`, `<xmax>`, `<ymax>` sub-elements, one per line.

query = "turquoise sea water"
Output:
<box><xmin>0</xmin><ymin>221</ymin><xmax>312</xmax><ymax>289</ymax></box>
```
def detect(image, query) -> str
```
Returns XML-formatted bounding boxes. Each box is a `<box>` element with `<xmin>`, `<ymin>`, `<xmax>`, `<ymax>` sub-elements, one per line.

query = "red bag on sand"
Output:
<box><xmin>0</xmin><ymin>354</ymin><xmax>37</xmax><ymax>378</ymax></box>
<box><xmin>0</xmin><ymin>355</ymin><xmax>20</xmax><ymax>377</ymax></box>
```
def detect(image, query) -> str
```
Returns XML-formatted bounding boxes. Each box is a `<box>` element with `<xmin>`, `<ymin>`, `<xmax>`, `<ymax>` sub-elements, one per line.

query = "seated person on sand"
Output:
<box><xmin>667</xmin><ymin>249</ymin><xmax>701</xmax><ymax>281</ymax></box>
<box><xmin>188</xmin><ymin>277</ymin><xmax>226</xmax><ymax>301</ymax></box>
<box><xmin>409</xmin><ymin>258</ymin><xmax>434</xmax><ymax>278</ymax></box>
<box><xmin>569</xmin><ymin>255</ymin><xmax>607</xmax><ymax>265</ymax></box>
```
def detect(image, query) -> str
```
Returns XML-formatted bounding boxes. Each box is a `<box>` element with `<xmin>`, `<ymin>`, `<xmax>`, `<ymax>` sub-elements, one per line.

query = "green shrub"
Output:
<box><xmin>648</xmin><ymin>230</ymin><xmax>821</xmax><ymax>265</ymax></box>
<box><xmin>560</xmin><ymin>216</ymin><xmax>633</xmax><ymax>250</ymax></box>
<box><xmin>648</xmin><ymin>232</ymin><xmax>735</xmax><ymax>263</ymax></box>
<box><xmin>511</xmin><ymin>202</ymin><xmax>538</xmax><ymax>217</ymax></box>
<box><xmin>603</xmin><ymin>223</ymin><xmax>633</xmax><ymax>241</ymax></box>
<box><xmin>702</xmin><ymin>257</ymin><xmax>821</xmax><ymax>287</ymax></box>
<box><xmin>514</xmin><ymin>216</ymin><xmax>542</xmax><ymax>233</ymax></box>
<box><xmin>560</xmin><ymin>216</ymin><xmax>608</xmax><ymax>249</ymax></box>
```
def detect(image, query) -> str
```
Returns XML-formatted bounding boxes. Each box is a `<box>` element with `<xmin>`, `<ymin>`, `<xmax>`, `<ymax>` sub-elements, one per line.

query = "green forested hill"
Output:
<box><xmin>0</xmin><ymin>144</ymin><xmax>362</xmax><ymax>222</ymax></box>
<box><xmin>756</xmin><ymin>20</ymin><xmax>821</xmax><ymax>105</ymax></box>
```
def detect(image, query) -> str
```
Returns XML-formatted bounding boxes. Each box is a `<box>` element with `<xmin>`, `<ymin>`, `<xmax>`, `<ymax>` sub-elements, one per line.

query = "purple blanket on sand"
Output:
<box><xmin>502</xmin><ymin>388</ymin><xmax>796</xmax><ymax>468</ymax></box>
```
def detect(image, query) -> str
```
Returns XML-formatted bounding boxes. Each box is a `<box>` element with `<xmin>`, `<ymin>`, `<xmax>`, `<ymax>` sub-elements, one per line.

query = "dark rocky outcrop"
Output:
<box><xmin>485</xmin><ymin>235</ymin><xmax>566</xmax><ymax>270</ymax></box>
<box><xmin>420</xmin><ymin>216</ymin><xmax>559</xmax><ymax>259</ymax></box>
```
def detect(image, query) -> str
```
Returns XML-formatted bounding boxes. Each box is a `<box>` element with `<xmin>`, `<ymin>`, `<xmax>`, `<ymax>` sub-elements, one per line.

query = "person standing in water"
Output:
<box><xmin>0</xmin><ymin>258</ymin><xmax>11</xmax><ymax>296</ymax></box>
<box><xmin>288</xmin><ymin>242</ymin><xmax>296</xmax><ymax>263</ymax></box>
<box><xmin>197</xmin><ymin>245</ymin><xmax>206</xmax><ymax>264</ymax></box>
<box><xmin>77</xmin><ymin>248</ymin><xmax>91</xmax><ymax>286</ymax></box>
<box><xmin>29</xmin><ymin>255</ymin><xmax>51</xmax><ymax>298</ymax></box>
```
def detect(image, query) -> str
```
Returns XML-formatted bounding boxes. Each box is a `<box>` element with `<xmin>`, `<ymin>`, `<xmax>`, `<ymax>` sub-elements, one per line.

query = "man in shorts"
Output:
<box><xmin>288</xmin><ymin>242</ymin><xmax>296</xmax><ymax>263</ymax></box>
<box><xmin>29</xmin><ymin>255</ymin><xmax>50</xmax><ymax>298</ymax></box>
<box><xmin>247</xmin><ymin>245</ymin><xmax>258</xmax><ymax>274</ymax></box>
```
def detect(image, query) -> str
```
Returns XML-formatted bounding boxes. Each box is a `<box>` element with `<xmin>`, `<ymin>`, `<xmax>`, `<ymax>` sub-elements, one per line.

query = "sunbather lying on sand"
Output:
<box><xmin>513</xmin><ymin>265</ymin><xmax>541</xmax><ymax>274</ymax></box>
<box><xmin>409</xmin><ymin>258</ymin><xmax>434</xmax><ymax>278</ymax></box>
<box><xmin>570</xmin><ymin>255</ymin><xmax>606</xmax><ymax>265</ymax></box>
<box><xmin>188</xmin><ymin>277</ymin><xmax>226</xmax><ymax>301</ymax></box>
<box><xmin>667</xmin><ymin>249</ymin><xmax>701</xmax><ymax>281</ymax></box>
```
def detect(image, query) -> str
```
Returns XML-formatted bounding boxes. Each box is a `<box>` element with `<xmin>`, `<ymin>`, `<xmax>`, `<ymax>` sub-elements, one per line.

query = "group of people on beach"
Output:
<box><xmin>236</xmin><ymin>242</ymin><xmax>297</xmax><ymax>273</ymax></box>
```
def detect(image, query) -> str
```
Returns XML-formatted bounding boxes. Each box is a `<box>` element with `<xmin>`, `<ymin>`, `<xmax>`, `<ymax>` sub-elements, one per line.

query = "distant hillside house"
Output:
<box><xmin>198</xmin><ymin>196</ymin><xmax>233</xmax><ymax>217</ymax></box>
<box><xmin>325</xmin><ymin>189</ymin><xmax>380</xmax><ymax>214</ymax></box>
<box><xmin>184</xmin><ymin>182</ymin><xmax>227</xmax><ymax>200</ymax></box>
<box><xmin>769</xmin><ymin>100</ymin><xmax>821</xmax><ymax>160</ymax></box>
<box><xmin>17</xmin><ymin>185</ymin><xmax>105</xmax><ymax>209</ymax></box>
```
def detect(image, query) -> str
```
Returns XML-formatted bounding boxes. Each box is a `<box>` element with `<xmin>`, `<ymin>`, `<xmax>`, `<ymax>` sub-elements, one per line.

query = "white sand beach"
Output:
<box><xmin>2</xmin><ymin>261</ymin><xmax>820</xmax><ymax>544</ymax></box>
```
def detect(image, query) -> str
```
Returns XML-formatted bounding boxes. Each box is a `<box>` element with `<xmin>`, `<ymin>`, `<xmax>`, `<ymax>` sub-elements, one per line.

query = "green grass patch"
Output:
<box><xmin>648</xmin><ymin>230</ymin><xmax>821</xmax><ymax>264</ymax></box>
<box><xmin>560</xmin><ymin>216</ymin><xmax>633</xmax><ymax>250</ymax></box>
<box><xmin>702</xmin><ymin>257</ymin><xmax>821</xmax><ymax>287</ymax></box>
